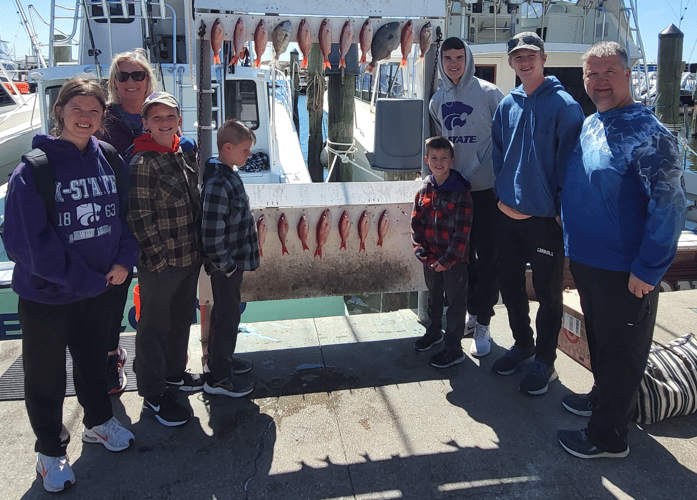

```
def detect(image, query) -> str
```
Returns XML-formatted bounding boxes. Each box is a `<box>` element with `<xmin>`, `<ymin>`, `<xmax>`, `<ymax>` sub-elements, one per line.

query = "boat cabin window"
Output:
<box><xmin>0</xmin><ymin>84</ymin><xmax>13</xmax><ymax>107</ymax></box>
<box><xmin>474</xmin><ymin>65</ymin><xmax>497</xmax><ymax>85</ymax></box>
<box><xmin>355</xmin><ymin>63</ymin><xmax>404</xmax><ymax>102</ymax></box>
<box><xmin>224</xmin><ymin>80</ymin><xmax>259</xmax><ymax>130</ymax></box>
<box><xmin>90</xmin><ymin>1</ymin><xmax>137</xmax><ymax>24</ymax></box>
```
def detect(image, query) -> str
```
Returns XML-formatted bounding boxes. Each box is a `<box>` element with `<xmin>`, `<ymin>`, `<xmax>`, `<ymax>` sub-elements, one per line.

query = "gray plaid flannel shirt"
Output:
<box><xmin>201</xmin><ymin>160</ymin><xmax>259</xmax><ymax>274</ymax></box>
<box><xmin>127</xmin><ymin>149</ymin><xmax>202</xmax><ymax>272</ymax></box>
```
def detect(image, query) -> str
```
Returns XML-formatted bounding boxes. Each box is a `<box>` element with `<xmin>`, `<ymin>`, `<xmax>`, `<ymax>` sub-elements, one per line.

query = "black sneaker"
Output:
<box><xmin>562</xmin><ymin>392</ymin><xmax>596</xmax><ymax>417</ymax></box>
<box><xmin>557</xmin><ymin>428</ymin><xmax>629</xmax><ymax>459</ymax></box>
<box><xmin>429</xmin><ymin>349</ymin><xmax>466</xmax><ymax>369</ymax></box>
<box><xmin>203</xmin><ymin>373</ymin><xmax>254</xmax><ymax>398</ymax></box>
<box><xmin>519</xmin><ymin>360</ymin><xmax>558</xmax><ymax>396</ymax></box>
<box><xmin>491</xmin><ymin>345</ymin><xmax>535</xmax><ymax>376</ymax></box>
<box><xmin>107</xmin><ymin>347</ymin><xmax>128</xmax><ymax>394</ymax></box>
<box><xmin>231</xmin><ymin>357</ymin><xmax>253</xmax><ymax>375</ymax></box>
<box><xmin>414</xmin><ymin>330</ymin><xmax>444</xmax><ymax>352</ymax></box>
<box><xmin>165</xmin><ymin>371</ymin><xmax>204</xmax><ymax>392</ymax></box>
<box><xmin>143</xmin><ymin>392</ymin><xmax>191</xmax><ymax>427</ymax></box>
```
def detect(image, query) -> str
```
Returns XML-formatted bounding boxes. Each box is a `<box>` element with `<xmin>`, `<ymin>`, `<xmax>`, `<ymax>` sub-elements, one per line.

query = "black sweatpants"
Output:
<box><xmin>135</xmin><ymin>263</ymin><xmax>200</xmax><ymax>398</ymax></box>
<box><xmin>466</xmin><ymin>189</ymin><xmax>500</xmax><ymax>326</ymax></box>
<box><xmin>570</xmin><ymin>260</ymin><xmax>658</xmax><ymax>452</ymax></box>
<box><xmin>497</xmin><ymin>212</ymin><xmax>564</xmax><ymax>367</ymax></box>
<box><xmin>424</xmin><ymin>261</ymin><xmax>469</xmax><ymax>355</ymax></box>
<box><xmin>107</xmin><ymin>272</ymin><xmax>133</xmax><ymax>352</ymax></box>
<box><xmin>20</xmin><ymin>288</ymin><xmax>118</xmax><ymax>456</ymax></box>
<box><xmin>208</xmin><ymin>270</ymin><xmax>244</xmax><ymax>381</ymax></box>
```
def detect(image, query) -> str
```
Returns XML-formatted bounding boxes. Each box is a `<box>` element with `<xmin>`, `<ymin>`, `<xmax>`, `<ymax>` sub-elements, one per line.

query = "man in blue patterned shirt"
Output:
<box><xmin>558</xmin><ymin>42</ymin><xmax>686</xmax><ymax>459</ymax></box>
<box><xmin>201</xmin><ymin>119</ymin><xmax>260</xmax><ymax>398</ymax></box>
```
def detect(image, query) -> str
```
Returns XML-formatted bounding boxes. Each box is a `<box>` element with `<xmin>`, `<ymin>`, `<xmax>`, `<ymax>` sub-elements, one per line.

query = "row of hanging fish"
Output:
<box><xmin>255</xmin><ymin>210</ymin><xmax>390</xmax><ymax>259</ymax></box>
<box><xmin>210</xmin><ymin>17</ymin><xmax>433</xmax><ymax>73</ymax></box>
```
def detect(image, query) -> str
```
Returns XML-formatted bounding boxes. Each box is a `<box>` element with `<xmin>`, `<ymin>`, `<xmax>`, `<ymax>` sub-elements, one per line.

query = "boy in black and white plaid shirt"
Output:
<box><xmin>201</xmin><ymin>119</ymin><xmax>260</xmax><ymax>398</ymax></box>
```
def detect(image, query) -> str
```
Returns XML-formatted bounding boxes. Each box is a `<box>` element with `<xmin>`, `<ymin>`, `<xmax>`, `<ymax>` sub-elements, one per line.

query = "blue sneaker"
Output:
<box><xmin>491</xmin><ymin>345</ymin><xmax>535</xmax><ymax>375</ymax></box>
<box><xmin>519</xmin><ymin>360</ymin><xmax>558</xmax><ymax>396</ymax></box>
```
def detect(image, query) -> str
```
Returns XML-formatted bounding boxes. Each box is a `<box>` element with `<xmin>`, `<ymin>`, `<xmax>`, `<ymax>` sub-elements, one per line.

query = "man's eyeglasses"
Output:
<box><xmin>507</xmin><ymin>35</ymin><xmax>542</xmax><ymax>51</ymax></box>
<box><xmin>116</xmin><ymin>70</ymin><xmax>147</xmax><ymax>82</ymax></box>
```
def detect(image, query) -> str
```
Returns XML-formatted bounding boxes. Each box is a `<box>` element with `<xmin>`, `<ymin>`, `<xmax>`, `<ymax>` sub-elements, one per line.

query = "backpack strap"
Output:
<box><xmin>21</xmin><ymin>148</ymin><xmax>56</xmax><ymax>214</ymax></box>
<box><xmin>98</xmin><ymin>140</ymin><xmax>124</xmax><ymax>194</ymax></box>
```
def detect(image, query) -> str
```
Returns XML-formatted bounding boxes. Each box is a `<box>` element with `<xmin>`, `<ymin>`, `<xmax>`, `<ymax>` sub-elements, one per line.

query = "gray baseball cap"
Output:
<box><xmin>507</xmin><ymin>32</ymin><xmax>544</xmax><ymax>54</ymax></box>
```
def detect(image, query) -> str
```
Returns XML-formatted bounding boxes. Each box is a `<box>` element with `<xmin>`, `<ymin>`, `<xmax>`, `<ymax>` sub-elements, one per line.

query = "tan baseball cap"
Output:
<box><xmin>141</xmin><ymin>92</ymin><xmax>180</xmax><ymax>117</ymax></box>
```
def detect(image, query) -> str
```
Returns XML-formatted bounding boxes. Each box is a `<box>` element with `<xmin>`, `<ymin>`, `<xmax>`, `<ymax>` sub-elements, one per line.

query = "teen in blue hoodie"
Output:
<box><xmin>491</xmin><ymin>32</ymin><xmax>584</xmax><ymax>397</ymax></box>
<box><xmin>3</xmin><ymin>77</ymin><xmax>138</xmax><ymax>493</ymax></box>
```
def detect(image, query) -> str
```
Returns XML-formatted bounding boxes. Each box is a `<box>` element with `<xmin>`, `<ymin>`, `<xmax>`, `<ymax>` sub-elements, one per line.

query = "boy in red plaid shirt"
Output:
<box><xmin>412</xmin><ymin>136</ymin><xmax>474</xmax><ymax>368</ymax></box>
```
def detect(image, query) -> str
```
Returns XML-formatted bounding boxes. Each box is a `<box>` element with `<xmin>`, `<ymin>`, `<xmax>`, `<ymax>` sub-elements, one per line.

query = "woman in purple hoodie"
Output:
<box><xmin>3</xmin><ymin>76</ymin><xmax>139</xmax><ymax>493</ymax></box>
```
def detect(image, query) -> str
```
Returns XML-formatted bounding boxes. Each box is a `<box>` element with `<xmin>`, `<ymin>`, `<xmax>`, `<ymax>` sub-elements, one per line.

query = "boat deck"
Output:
<box><xmin>0</xmin><ymin>291</ymin><xmax>696</xmax><ymax>499</ymax></box>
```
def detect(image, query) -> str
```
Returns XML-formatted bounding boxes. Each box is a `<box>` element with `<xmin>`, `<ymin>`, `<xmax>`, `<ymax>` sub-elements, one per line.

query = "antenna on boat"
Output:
<box><xmin>79</xmin><ymin>0</ymin><xmax>103</xmax><ymax>79</ymax></box>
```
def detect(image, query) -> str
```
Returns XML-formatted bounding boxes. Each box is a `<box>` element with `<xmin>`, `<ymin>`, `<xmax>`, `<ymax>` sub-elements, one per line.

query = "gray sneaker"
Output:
<box><xmin>492</xmin><ymin>345</ymin><xmax>535</xmax><ymax>375</ymax></box>
<box><xmin>470</xmin><ymin>323</ymin><xmax>491</xmax><ymax>357</ymax></box>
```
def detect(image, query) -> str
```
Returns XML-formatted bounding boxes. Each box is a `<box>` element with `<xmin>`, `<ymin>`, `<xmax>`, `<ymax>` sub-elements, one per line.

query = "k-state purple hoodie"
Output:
<box><xmin>3</xmin><ymin>134</ymin><xmax>138</xmax><ymax>304</ymax></box>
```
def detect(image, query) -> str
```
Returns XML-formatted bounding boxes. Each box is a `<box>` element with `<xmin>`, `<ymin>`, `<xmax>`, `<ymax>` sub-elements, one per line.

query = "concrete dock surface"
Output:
<box><xmin>1</xmin><ymin>290</ymin><xmax>697</xmax><ymax>499</ymax></box>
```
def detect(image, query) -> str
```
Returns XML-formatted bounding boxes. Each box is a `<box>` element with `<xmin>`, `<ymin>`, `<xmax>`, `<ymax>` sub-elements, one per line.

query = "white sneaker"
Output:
<box><xmin>470</xmin><ymin>323</ymin><xmax>491</xmax><ymax>357</ymax></box>
<box><xmin>36</xmin><ymin>453</ymin><xmax>75</xmax><ymax>493</ymax></box>
<box><xmin>465</xmin><ymin>313</ymin><xmax>477</xmax><ymax>335</ymax></box>
<box><xmin>82</xmin><ymin>416</ymin><xmax>135</xmax><ymax>452</ymax></box>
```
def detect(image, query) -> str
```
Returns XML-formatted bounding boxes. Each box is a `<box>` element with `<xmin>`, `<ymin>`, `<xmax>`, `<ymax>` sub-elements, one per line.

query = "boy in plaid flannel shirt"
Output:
<box><xmin>412</xmin><ymin>136</ymin><xmax>473</xmax><ymax>369</ymax></box>
<box><xmin>200</xmin><ymin>119</ymin><xmax>260</xmax><ymax>398</ymax></box>
<box><xmin>127</xmin><ymin>92</ymin><xmax>203</xmax><ymax>427</ymax></box>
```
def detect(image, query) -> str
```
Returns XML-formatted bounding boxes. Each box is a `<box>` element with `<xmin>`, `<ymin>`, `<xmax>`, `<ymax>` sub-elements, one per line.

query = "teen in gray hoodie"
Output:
<box><xmin>428</xmin><ymin>37</ymin><xmax>504</xmax><ymax>358</ymax></box>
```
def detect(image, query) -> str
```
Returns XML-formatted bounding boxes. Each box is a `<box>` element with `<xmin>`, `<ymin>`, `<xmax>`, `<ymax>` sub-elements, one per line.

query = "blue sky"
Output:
<box><xmin>1</xmin><ymin>1</ymin><xmax>696</xmax><ymax>65</ymax></box>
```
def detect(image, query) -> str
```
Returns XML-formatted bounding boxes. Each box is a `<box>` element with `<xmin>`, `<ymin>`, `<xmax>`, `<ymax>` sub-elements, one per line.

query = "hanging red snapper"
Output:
<box><xmin>339</xmin><ymin>21</ymin><xmax>353</xmax><ymax>70</ymax></box>
<box><xmin>231</xmin><ymin>17</ymin><xmax>246</xmax><ymax>66</ymax></box>
<box><xmin>359</xmin><ymin>19</ymin><xmax>372</xmax><ymax>65</ymax></box>
<box><xmin>253</xmin><ymin>20</ymin><xmax>268</xmax><ymax>68</ymax></box>
<box><xmin>256</xmin><ymin>213</ymin><xmax>267</xmax><ymax>258</ymax></box>
<box><xmin>314</xmin><ymin>209</ymin><xmax>331</xmax><ymax>258</ymax></box>
<box><xmin>318</xmin><ymin>19</ymin><xmax>332</xmax><ymax>71</ymax></box>
<box><xmin>297</xmin><ymin>19</ymin><xmax>312</xmax><ymax>69</ymax></box>
<box><xmin>339</xmin><ymin>210</ymin><xmax>351</xmax><ymax>249</ymax></box>
<box><xmin>297</xmin><ymin>214</ymin><xmax>310</xmax><ymax>251</ymax></box>
<box><xmin>418</xmin><ymin>22</ymin><xmax>432</xmax><ymax>60</ymax></box>
<box><xmin>278</xmin><ymin>213</ymin><xmax>289</xmax><ymax>255</ymax></box>
<box><xmin>377</xmin><ymin>210</ymin><xmax>389</xmax><ymax>247</ymax></box>
<box><xmin>211</xmin><ymin>18</ymin><xmax>224</xmax><ymax>65</ymax></box>
<box><xmin>358</xmin><ymin>210</ymin><xmax>370</xmax><ymax>252</ymax></box>
<box><xmin>400</xmin><ymin>21</ymin><xmax>414</xmax><ymax>68</ymax></box>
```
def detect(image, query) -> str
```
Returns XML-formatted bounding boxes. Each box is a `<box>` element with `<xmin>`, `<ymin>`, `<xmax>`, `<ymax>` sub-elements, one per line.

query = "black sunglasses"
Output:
<box><xmin>507</xmin><ymin>35</ymin><xmax>541</xmax><ymax>50</ymax></box>
<box><xmin>116</xmin><ymin>70</ymin><xmax>147</xmax><ymax>82</ymax></box>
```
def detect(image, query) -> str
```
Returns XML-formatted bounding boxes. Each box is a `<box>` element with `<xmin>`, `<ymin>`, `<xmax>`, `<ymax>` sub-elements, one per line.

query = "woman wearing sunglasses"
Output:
<box><xmin>97</xmin><ymin>49</ymin><xmax>156</xmax><ymax>395</ymax></box>
<box><xmin>100</xmin><ymin>48</ymin><xmax>157</xmax><ymax>157</ymax></box>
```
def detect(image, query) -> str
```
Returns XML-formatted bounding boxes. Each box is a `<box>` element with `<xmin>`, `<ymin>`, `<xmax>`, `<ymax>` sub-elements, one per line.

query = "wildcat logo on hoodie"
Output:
<box><xmin>442</xmin><ymin>102</ymin><xmax>473</xmax><ymax>129</ymax></box>
<box><xmin>66</xmin><ymin>203</ymin><xmax>112</xmax><ymax>243</ymax></box>
<box><xmin>77</xmin><ymin>203</ymin><xmax>101</xmax><ymax>226</ymax></box>
<box><xmin>441</xmin><ymin>102</ymin><xmax>477</xmax><ymax>144</ymax></box>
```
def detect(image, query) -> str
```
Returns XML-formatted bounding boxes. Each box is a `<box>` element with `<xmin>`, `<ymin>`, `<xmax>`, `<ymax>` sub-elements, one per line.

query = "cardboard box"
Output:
<box><xmin>558</xmin><ymin>289</ymin><xmax>591</xmax><ymax>370</ymax></box>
